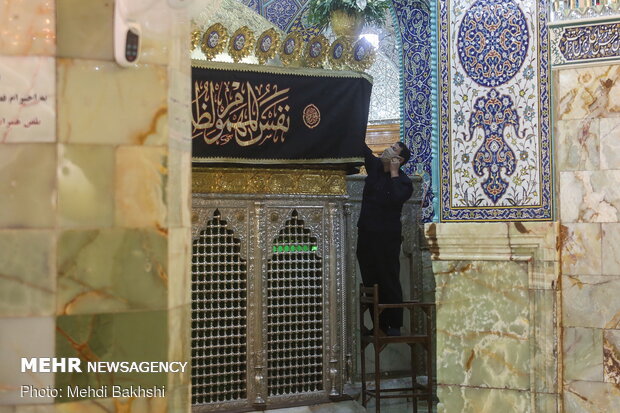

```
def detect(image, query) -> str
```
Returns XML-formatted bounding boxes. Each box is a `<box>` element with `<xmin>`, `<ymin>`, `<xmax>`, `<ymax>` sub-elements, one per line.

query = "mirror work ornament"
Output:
<box><xmin>228</xmin><ymin>26</ymin><xmax>255</xmax><ymax>63</ymax></box>
<box><xmin>280</xmin><ymin>32</ymin><xmax>304</xmax><ymax>66</ymax></box>
<box><xmin>256</xmin><ymin>28</ymin><xmax>281</xmax><ymax>64</ymax></box>
<box><xmin>305</xmin><ymin>35</ymin><xmax>329</xmax><ymax>68</ymax></box>
<box><xmin>328</xmin><ymin>36</ymin><xmax>352</xmax><ymax>69</ymax></box>
<box><xmin>201</xmin><ymin>23</ymin><xmax>228</xmax><ymax>60</ymax></box>
<box><xmin>349</xmin><ymin>37</ymin><xmax>376</xmax><ymax>71</ymax></box>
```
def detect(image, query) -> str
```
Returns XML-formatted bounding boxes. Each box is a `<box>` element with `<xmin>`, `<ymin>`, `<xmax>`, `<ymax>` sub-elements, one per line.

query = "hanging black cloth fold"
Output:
<box><xmin>191</xmin><ymin>61</ymin><xmax>372</xmax><ymax>167</ymax></box>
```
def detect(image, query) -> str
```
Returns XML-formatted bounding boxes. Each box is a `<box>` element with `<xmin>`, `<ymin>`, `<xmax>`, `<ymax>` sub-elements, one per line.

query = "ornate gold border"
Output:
<box><xmin>191</xmin><ymin>29</ymin><xmax>202</xmax><ymax>51</ymax></box>
<box><xmin>192</xmin><ymin>167</ymin><xmax>348</xmax><ymax>196</ymax></box>
<box><xmin>304</xmin><ymin>35</ymin><xmax>329</xmax><ymax>68</ymax></box>
<box><xmin>328</xmin><ymin>37</ymin><xmax>352</xmax><ymax>69</ymax></box>
<box><xmin>192</xmin><ymin>156</ymin><xmax>363</xmax><ymax>165</ymax></box>
<box><xmin>201</xmin><ymin>23</ymin><xmax>228</xmax><ymax>60</ymax></box>
<box><xmin>280</xmin><ymin>32</ymin><xmax>304</xmax><ymax>66</ymax></box>
<box><xmin>192</xmin><ymin>59</ymin><xmax>373</xmax><ymax>82</ymax></box>
<box><xmin>228</xmin><ymin>26</ymin><xmax>255</xmax><ymax>63</ymax></box>
<box><xmin>255</xmin><ymin>28</ymin><xmax>281</xmax><ymax>64</ymax></box>
<box><xmin>349</xmin><ymin>38</ymin><xmax>376</xmax><ymax>71</ymax></box>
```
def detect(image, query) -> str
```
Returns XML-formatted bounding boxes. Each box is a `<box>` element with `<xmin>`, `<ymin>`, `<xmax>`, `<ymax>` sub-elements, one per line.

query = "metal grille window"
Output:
<box><xmin>266</xmin><ymin>210</ymin><xmax>324</xmax><ymax>396</ymax></box>
<box><xmin>192</xmin><ymin>210</ymin><xmax>248</xmax><ymax>405</ymax></box>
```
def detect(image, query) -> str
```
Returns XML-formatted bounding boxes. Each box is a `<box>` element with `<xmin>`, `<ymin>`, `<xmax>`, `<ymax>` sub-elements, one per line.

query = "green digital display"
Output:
<box><xmin>272</xmin><ymin>244</ymin><xmax>318</xmax><ymax>253</ymax></box>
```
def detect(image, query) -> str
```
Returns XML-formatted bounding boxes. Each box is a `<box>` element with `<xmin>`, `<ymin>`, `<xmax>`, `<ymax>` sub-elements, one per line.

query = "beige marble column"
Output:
<box><xmin>424</xmin><ymin>222</ymin><xmax>561</xmax><ymax>413</ymax></box>
<box><xmin>0</xmin><ymin>0</ymin><xmax>192</xmax><ymax>411</ymax></box>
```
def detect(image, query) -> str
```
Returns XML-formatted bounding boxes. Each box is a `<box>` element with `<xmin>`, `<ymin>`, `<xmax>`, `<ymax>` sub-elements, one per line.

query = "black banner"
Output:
<box><xmin>191</xmin><ymin>62</ymin><xmax>372</xmax><ymax>166</ymax></box>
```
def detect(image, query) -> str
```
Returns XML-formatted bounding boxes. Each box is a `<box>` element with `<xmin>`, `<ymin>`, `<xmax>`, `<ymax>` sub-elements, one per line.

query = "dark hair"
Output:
<box><xmin>396</xmin><ymin>142</ymin><xmax>411</xmax><ymax>165</ymax></box>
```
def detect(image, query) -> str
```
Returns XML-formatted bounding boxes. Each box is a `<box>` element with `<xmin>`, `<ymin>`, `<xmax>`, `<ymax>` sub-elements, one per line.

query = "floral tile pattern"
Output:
<box><xmin>392</xmin><ymin>0</ymin><xmax>434</xmax><ymax>222</ymax></box>
<box><xmin>439</xmin><ymin>0</ymin><xmax>552</xmax><ymax>221</ymax></box>
<box><xmin>239</xmin><ymin>0</ymin><xmax>311</xmax><ymax>32</ymax></box>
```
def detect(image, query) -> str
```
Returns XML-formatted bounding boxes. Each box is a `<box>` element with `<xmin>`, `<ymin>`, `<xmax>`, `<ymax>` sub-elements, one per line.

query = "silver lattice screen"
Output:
<box><xmin>192</xmin><ymin>210</ymin><xmax>248</xmax><ymax>404</ymax></box>
<box><xmin>266</xmin><ymin>210</ymin><xmax>323</xmax><ymax>396</ymax></box>
<box><xmin>191</xmin><ymin>196</ymin><xmax>349</xmax><ymax>412</ymax></box>
<box><xmin>191</xmin><ymin>176</ymin><xmax>424</xmax><ymax>411</ymax></box>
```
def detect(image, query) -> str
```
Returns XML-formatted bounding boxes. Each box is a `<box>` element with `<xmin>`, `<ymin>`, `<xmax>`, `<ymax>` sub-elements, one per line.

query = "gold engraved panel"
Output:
<box><xmin>193</xmin><ymin>168</ymin><xmax>347</xmax><ymax>196</ymax></box>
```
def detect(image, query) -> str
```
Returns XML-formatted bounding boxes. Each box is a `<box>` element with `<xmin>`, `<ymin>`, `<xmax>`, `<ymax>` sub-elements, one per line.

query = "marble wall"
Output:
<box><xmin>0</xmin><ymin>0</ymin><xmax>192</xmax><ymax>412</ymax></box>
<box><xmin>426</xmin><ymin>18</ymin><xmax>620</xmax><ymax>413</ymax></box>
<box><xmin>556</xmin><ymin>63</ymin><xmax>620</xmax><ymax>412</ymax></box>
<box><xmin>425</xmin><ymin>222</ymin><xmax>561</xmax><ymax>413</ymax></box>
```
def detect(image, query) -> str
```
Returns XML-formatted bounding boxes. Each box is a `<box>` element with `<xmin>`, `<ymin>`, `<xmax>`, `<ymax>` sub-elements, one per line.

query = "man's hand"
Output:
<box><xmin>389</xmin><ymin>156</ymin><xmax>402</xmax><ymax>177</ymax></box>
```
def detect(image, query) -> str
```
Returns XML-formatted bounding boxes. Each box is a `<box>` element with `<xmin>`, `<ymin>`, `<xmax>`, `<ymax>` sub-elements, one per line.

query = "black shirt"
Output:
<box><xmin>357</xmin><ymin>146</ymin><xmax>413</xmax><ymax>233</ymax></box>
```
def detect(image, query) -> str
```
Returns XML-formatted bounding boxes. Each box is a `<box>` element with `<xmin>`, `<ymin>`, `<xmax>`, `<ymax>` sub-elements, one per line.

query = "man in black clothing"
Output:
<box><xmin>357</xmin><ymin>141</ymin><xmax>413</xmax><ymax>336</ymax></box>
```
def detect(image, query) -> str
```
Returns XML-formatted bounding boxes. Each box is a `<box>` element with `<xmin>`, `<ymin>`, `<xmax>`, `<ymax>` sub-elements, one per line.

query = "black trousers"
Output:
<box><xmin>356</xmin><ymin>228</ymin><xmax>403</xmax><ymax>329</ymax></box>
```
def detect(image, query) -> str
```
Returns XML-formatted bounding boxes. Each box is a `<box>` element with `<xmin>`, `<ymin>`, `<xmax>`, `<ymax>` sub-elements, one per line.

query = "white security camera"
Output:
<box><xmin>114</xmin><ymin>0</ymin><xmax>141</xmax><ymax>67</ymax></box>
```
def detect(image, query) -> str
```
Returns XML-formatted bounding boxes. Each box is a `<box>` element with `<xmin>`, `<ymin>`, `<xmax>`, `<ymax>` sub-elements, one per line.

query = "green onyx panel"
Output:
<box><xmin>58</xmin><ymin>144</ymin><xmax>115</xmax><ymax>228</ymax></box>
<box><xmin>0</xmin><ymin>230</ymin><xmax>55</xmax><ymax>317</ymax></box>
<box><xmin>434</xmin><ymin>260</ymin><xmax>530</xmax><ymax>390</ymax></box>
<box><xmin>438</xmin><ymin>384</ymin><xmax>531</xmax><ymax>413</ymax></box>
<box><xmin>0</xmin><ymin>144</ymin><xmax>56</xmax><ymax>228</ymax></box>
<box><xmin>55</xmin><ymin>310</ymin><xmax>168</xmax><ymax>402</ymax></box>
<box><xmin>57</xmin><ymin>228</ymin><xmax>168</xmax><ymax>314</ymax></box>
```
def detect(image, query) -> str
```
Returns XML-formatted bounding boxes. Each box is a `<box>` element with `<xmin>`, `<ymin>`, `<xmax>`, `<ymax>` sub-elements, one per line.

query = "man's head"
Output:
<box><xmin>381</xmin><ymin>142</ymin><xmax>411</xmax><ymax>166</ymax></box>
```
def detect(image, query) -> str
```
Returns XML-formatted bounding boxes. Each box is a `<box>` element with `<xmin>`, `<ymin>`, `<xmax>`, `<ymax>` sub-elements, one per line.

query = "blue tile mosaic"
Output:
<box><xmin>264</xmin><ymin>0</ymin><xmax>301</xmax><ymax>32</ymax></box>
<box><xmin>551</xmin><ymin>22</ymin><xmax>620</xmax><ymax>66</ymax></box>
<box><xmin>438</xmin><ymin>0</ymin><xmax>552</xmax><ymax>221</ymax></box>
<box><xmin>457</xmin><ymin>0</ymin><xmax>529</xmax><ymax>87</ymax></box>
<box><xmin>288</xmin><ymin>9</ymin><xmax>324</xmax><ymax>41</ymax></box>
<box><xmin>392</xmin><ymin>0</ymin><xmax>434</xmax><ymax>222</ymax></box>
<box><xmin>239</xmin><ymin>0</ymin><xmax>310</xmax><ymax>32</ymax></box>
<box><xmin>469</xmin><ymin>89</ymin><xmax>520</xmax><ymax>203</ymax></box>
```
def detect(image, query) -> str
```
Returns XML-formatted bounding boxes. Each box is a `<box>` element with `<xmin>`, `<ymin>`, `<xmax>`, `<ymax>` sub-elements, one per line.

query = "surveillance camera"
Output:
<box><xmin>114</xmin><ymin>0</ymin><xmax>141</xmax><ymax>67</ymax></box>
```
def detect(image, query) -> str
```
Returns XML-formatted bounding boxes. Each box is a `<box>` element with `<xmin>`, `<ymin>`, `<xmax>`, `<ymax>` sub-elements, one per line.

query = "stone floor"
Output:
<box><xmin>250</xmin><ymin>399</ymin><xmax>435</xmax><ymax>413</ymax></box>
<box><xmin>359</xmin><ymin>392</ymin><xmax>436</xmax><ymax>413</ymax></box>
<box><xmin>349</xmin><ymin>378</ymin><xmax>436</xmax><ymax>413</ymax></box>
<box><xmin>246</xmin><ymin>378</ymin><xmax>437</xmax><ymax>413</ymax></box>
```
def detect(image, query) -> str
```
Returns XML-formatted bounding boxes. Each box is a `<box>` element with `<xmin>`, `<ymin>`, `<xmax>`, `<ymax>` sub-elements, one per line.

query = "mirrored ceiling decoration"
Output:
<box><xmin>204</xmin><ymin>0</ymin><xmax>401</xmax><ymax>123</ymax></box>
<box><xmin>191</xmin><ymin>0</ymin><xmax>285</xmax><ymax>63</ymax></box>
<box><xmin>361</xmin><ymin>10</ymin><xmax>400</xmax><ymax>123</ymax></box>
<box><xmin>193</xmin><ymin>0</ymin><xmax>283</xmax><ymax>42</ymax></box>
<box><xmin>367</xmin><ymin>51</ymin><xmax>400</xmax><ymax>123</ymax></box>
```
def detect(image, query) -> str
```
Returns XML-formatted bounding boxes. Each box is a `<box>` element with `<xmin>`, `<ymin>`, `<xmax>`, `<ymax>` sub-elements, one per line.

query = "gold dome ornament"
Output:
<box><xmin>328</xmin><ymin>36</ymin><xmax>352</xmax><ymax>69</ymax></box>
<box><xmin>228</xmin><ymin>26</ymin><xmax>255</xmax><ymax>63</ymax></box>
<box><xmin>280</xmin><ymin>32</ymin><xmax>304</xmax><ymax>66</ymax></box>
<box><xmin>255</xmin><ymin>28</ymin><xmax>281</xmax><ymax>64</ymax></box>
<box><xmin>349</xmin><ymin>37</ymin><xmax>376</xmax><ymax>71</ymax></box>
<box><xmin>201</xmin><ymin>23</ymin><xmax>228</xmax><ymax>60</ymax></box>
<box><xmin>330</xmin><ymin>9</ymin><xmax>365</xmax><ymax>39</ymax></box>
<box><xmin>304</xmin><ymin>34</ymin><xmax>329</xmax><ymax>68</ymax></box>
